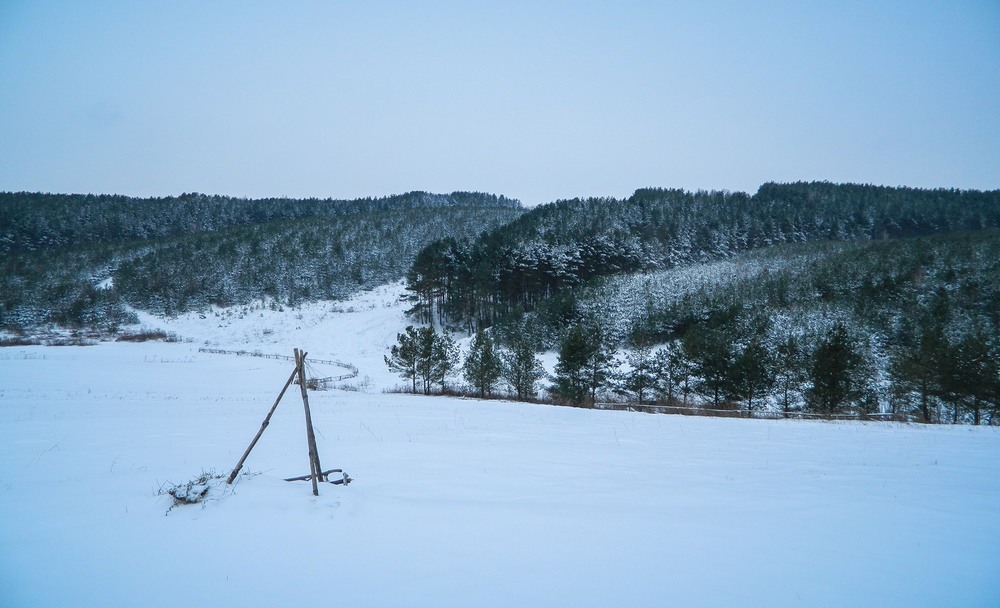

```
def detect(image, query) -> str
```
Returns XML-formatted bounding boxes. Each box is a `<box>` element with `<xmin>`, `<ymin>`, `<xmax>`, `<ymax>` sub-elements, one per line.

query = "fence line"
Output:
<box><xmin>198</xmin><ymin>347</ymin><xmax>359</xmax><ymax>382</ymax></box>
<box><xmin>592</xmin><ymin>401</ymin><xmax>904</xmax><ymax>421</ymax></box>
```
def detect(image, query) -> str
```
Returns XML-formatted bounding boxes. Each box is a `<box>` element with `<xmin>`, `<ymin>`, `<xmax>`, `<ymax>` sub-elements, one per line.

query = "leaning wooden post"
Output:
<box><xmin>227</xmin><ymin>364</ymin><xmax>299</xmax><ymax>484</ymax></box>
<box><xmin>296</xmin><ymin>349</ymin><xmax>323</xmax><ymax>479</ymax></box>
<box><xmin>295</xmin><ymin>348</ymin><xmax>322</xmax><ymax>496</ymax></box>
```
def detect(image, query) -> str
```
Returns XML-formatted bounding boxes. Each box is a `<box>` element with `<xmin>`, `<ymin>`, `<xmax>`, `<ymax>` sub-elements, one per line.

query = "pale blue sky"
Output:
<box><xmin>1</xmin><ymin>1</ymin><xmax>997</xmax><ymax>205</ymax></box>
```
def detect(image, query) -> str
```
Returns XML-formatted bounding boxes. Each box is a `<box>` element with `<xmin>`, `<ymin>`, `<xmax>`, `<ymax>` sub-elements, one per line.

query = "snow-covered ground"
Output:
<box><xmin>132</xmin><ymin>281</ymin><xmax>413</xmax><ymax>391</ymax></box>
<box><xmin>2</xmin><ymin>286</ymin><xmax>999</xmax><ymax>607</ymax></box>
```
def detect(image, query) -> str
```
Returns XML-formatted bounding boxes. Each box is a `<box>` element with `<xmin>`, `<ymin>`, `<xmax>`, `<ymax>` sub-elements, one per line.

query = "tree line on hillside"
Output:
<box><xmin>0</xmin><ymin>190</ymin><xmax>519</xmax><ymax>254</ymax></box>
<box><xmin>406</xmin><ymin>183</ymin><xmax>1000</xmax><ymax>332</ymax></box>
<box><xmin>563</xmin><ymin>231</ymin><xmax>1000</xmax><ymax>349</ymax></box>
<box><xmin>0</xmin><ymin>194</ymin><xmax>523</xmax><ymax>330</ymax></box>
<box><xmin>385</xmin><ymin>323</ymin><xmax>545</xmax><ymax>401</ymax></box>
<box><xmin>554</xmin><ymin>231</ymin><xmax>999</xmax><ymax>424</ymax></box>
<box><xmin>385</xmin><ymin>307</ymin><xmax>999</xmax><ymax>424</ymax></box>
<box><xmin>393</xmin><ymin>224</ymin><xmax>1000</xmax><ymax>425</ymax></box>
<box><xmin>113</xmin><ymin>207</ymin><xmax>520</xmax><ymax>314</ymax></box>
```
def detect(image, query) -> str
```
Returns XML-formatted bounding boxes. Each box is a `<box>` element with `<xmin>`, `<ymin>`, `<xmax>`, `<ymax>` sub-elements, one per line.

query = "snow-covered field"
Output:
<box><xmin>2</xmin><ymin>285</ymin><xmax>999</xmax><ymax>607</ymax></box>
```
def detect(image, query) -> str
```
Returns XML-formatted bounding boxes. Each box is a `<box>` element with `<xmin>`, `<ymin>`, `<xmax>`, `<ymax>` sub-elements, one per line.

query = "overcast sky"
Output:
<box><xmin>1</xmin><ymin>1</ymin><xmax>997</xmax><ymax>205</ymax></box>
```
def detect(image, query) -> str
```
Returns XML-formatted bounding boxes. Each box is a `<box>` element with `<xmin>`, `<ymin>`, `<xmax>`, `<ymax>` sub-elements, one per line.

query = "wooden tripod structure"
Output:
<box><xmin>227</xmin><ymin>348</ymin><xmax>349</xmax><ymax>495</ymax></box>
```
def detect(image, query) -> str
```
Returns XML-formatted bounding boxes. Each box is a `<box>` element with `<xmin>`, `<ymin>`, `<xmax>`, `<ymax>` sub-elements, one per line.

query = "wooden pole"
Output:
<box><xmin>295</xmin><ymin>348</ymin><xmax>322</xmax><ymax>496</ymax></box>
<box><xmin>226</xmin><ymin>364</ymin><xmax>299</xmax><ymax>484</ymax></box>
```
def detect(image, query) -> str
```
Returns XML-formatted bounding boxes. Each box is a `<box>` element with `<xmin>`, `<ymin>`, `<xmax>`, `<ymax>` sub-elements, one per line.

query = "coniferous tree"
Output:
<box><xmin>806</xmin><ymin>323</ymin><xmax>863</xmax><ymax>416</ymax></box>
<box><xmin>581</xmin><ymin>324</ymin><xmax>615</xmax><ymax>406</ymax></box>
<box><xmin>554</xmin><ymin>323</ymin><xmax>612</xmax><ymax>406</ymax></box>
<box><xmin>675</xmin><ymin>346</ymin><xmax>695</xmax><ymax>405</ymax></box>
<box><xmin>682</xmin><ymin>324</ymin><xmax>735</xmax><ymax>409</ymax></box>
<box><xmin>650</xmin><ymin>344</ymin><xmax>685</xmax><ymax>405</ymax></box>
<box><xmin>387</xmin><ymin>325</ymin><xmax>457</xmax><ymax>395</ymax></box>
<box><xmin>553</xmin><ymin>325</ymin><xmax>592</xmax><ymax>406</ymax></box>
<box><xmin>951</xmin><ymin>329</ymin><xmax>999</xmax><ymax>425</ymax></box>
<box><xmin>890</xmin><ymin>323</ymin><xmax>946</xmax><ymax>422</ymax></box>
<box><xmin>616</xmin><ymin>344</ymin><xmax>656</xmax><ymax>405</ymax></box>
<box><xmin>500</xmin><ymin>333</ymin><xmax>545</xmax><ymax>401</ymax></box>
<box><xmin>385</xmin><ymin>326</ymin><xmax>421</xmax><ymax>393</ymax></box>
<box><xmin>774</xmin><ymin>334</ymin><xmax>807</xmax><ymax>416</ymax></box>
<box><xmin>463</xmin><ymin>329</ymin><xmax>502</xmax><ymax>398</ymax></box>
<box><xmin>930</xmin><ymin>336</ymin><xmax>966</xmax><ymax>424</ymax></box>
<box><xmin>416</xmin><ymin>326</ymin><xmax>458</xmax><ymax>395</ymax></box>
<box><xmin>731</xmin><ymin>337</ymin><xmax>776</xmax><ymax>416</ymax></box>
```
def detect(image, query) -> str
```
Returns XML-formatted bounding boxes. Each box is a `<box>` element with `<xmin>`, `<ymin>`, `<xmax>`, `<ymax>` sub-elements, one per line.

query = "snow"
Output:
<box><xmin>130</xmin><ymin>281</ymin><xmax>412</xmax><ymax>390</ymax></box>
<box><xmin>2</xmin><ymin>287</ymin><xmax>999</xmax><ymax>607</ymax></box>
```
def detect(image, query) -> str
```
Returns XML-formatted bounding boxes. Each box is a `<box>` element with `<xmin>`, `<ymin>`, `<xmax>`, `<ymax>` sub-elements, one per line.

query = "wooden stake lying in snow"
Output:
<box><xmin>284</xmin><ymin>469</ymin><xmax>352</xmax><ymax>485</ymax></box>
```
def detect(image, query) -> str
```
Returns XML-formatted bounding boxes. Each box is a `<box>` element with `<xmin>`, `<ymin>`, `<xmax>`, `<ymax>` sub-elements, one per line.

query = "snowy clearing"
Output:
<box><xmin>1</xmin><ymin>287</ymin><xmax>999</xmax><ymax>607</ymax></box>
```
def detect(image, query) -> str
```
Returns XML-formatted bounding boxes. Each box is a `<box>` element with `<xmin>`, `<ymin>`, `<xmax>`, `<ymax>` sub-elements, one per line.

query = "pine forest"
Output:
<box><xmin>3</xmin><ymin>182</ymin><xmax>999</xmax><ymax>424</ymax></box>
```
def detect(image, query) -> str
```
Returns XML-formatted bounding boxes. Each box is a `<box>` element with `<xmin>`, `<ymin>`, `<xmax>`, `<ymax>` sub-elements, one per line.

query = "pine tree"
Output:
<box><xmin>554</xmin><ymin>325</ymin><xmax>592</xmax><ymax>406</ymax></box>
<box><xmin>616</xmin><ymin>344</ymin><xmax>656</xmax><ymax>405</ymax></box>
<box><xmin>774</xmin><ymin>334</ymin><xmax>806</xmax><ymax>416</ymax></box>
<box><xmin>650</xmin><ymin>344</ymin><xmax>685</xmax><ymax>405</ymax></box>
<box><xmin>806</xmin><ymin>323</ymin><xmax>863</xmax><ymax>416</ymax></box>
<box><xmin>890</xmin><ymin>323</ymin><xmax>946</xmax><ymax>422</ymax></box>
<box><xmin>385</xmin><ymin>325</ymin><xmax>421</xmax><ymax>393</ymax></box>
<box><xmin>387</xmin><ymin>326</ymin><xmax>458</xmax><ymax>395</ymax></box>
<box><xmin>952</xmin><ymin>329</ymin><xmax>999</xmax><ymax>425</ymax></box>
<box><xmin>417</xmin><ymin>326</ymin><xmax>457</xmax><ymax>395</ymax></box>
<box><xmin>681</xmin><ymin>324</ymin><xmax>734</xmax><ymax>409</ymax></box>
<box><xmin>500</xmin><ymin>333</ymin><xmax>545</xmax><ymax>401</ymax></box>
<box><xmin>463</xmin><ymin>330</ymin><xmax>502</xmax><ymax>398</ymax></box>
<box><xmin>730</xmin><ymin>337</ymin><xmax>776</xmax><ymax>416</ymax></box>
<box><xmin>554</xmin><ymin>323</ymin><xmax>612</xmax><ymax>406</ymax></box>
<box><xmin>581</xmin><ymin>324</ymin><xmax>615</xmax><ymax>406</ymax></box>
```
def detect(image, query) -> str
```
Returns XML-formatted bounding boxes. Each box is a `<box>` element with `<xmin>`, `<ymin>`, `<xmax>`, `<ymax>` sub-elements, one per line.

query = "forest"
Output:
<box><xmin>2</xmin><ymin>182</ymin><xmax>998</xmax><ymax>423</ymax></box>
<box><xmin>405</xmin><ymin>182</ymin><xmax>1000</xmax><ymax>330</ymax></box>
<box><xmin>401</xmin><ymin>182</ymin><xmax>1000</xmax><ymax>424</ymax></box>
<box><xmin>0</xmin><ymin>190</ymin><xmax>522</xmax><ymax>328</ymax></box>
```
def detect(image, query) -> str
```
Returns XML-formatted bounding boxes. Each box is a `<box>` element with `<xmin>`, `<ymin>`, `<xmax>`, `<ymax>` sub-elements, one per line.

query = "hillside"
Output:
<box><xmin>3</xmin><ymin>182</ymin><xmax>998</xmax><ymax>424</ymax></box>
<box><xmin>403</xmin><ymin>183</ymin><xmax>1000</xmax><ymax>424</ymax></box>
<box><xmin>406</xmin><ymin>182</ymin><xmax>1000</xmax><ymax>329</ymax></box>
<box><xmin>572</xmin><ymin>232</ymin><xmax>1000</xmax><ymax>348</ymax></box>
<box><xmin>0</xmin><ymin>191</ymin><xmax>522</xmax><ymax>329</ymax></box>
<box><xmin>0</xmin><ymin>190</ymin><xmax>519</xmax><ymax>254</ymax></box>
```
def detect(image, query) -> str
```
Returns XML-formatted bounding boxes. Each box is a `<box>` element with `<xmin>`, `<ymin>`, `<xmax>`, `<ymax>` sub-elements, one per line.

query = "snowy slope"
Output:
<box><xmin>1</xmin><ymin>291</ymin><xmax>999</xmax><ymax>607</ymax></box>
<box><xmin>131</xmin><ymin>281</ymin><xmax>412</xmax><ymax>391</ymax></box>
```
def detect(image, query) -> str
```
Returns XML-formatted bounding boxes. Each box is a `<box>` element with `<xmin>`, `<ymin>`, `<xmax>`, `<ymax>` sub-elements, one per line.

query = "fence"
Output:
<box><xmin>198</xmin><ymin>347</ymin><xmax>359</xmax><ymax>382</ymax></box>
<box><xmin>593</xmin><ymin>401</ymin><xmax>906</xmax><ymax>421</ymax></box>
